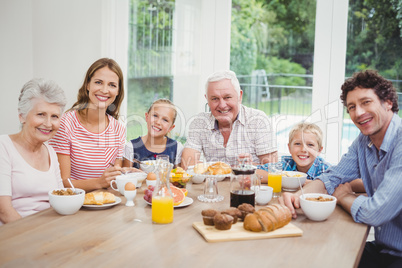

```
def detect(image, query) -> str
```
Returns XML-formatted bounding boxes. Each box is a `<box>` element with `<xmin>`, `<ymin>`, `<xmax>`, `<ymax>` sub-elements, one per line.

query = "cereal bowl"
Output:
<box><xmin>282</xmin><ymin>171</ymin><xmax>307</xmax><ymax>191</ymax></box>
<box><xmin>300</xmin><ymin>193</ymin><xmax>337</xmax><ymax>221</ymax></box>
<box><xmin>48</xmin><ymin>188</ymin><xmax>85</xmax><ymax>215</ymax></box>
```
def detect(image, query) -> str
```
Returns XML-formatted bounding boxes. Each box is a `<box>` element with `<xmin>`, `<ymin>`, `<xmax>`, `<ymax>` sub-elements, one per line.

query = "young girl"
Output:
<box><xmin>123</xmin><ymin>99</ymin><xmax>183</xmax><ymax>168</ymax></box>
<box><xmin>49</xmin><ymin>58</ymin><xmax>128</xmax><ymax>192</ymax></box>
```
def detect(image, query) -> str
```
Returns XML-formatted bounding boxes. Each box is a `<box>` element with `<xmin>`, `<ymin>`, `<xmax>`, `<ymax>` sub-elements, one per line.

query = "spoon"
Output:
<box><xmin>67</xmin><ymin>178</ymin><xmax>76</xmax><ymax>193</ymax></box>
<box><xmin>297</xmin><ymin>176</ymin><xmax>305</xmax><ymax>199</ymax></box>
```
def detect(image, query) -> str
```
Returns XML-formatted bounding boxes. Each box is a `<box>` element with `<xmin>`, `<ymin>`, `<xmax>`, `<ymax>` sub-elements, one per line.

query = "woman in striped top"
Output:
<box><xmin>49</xmin><ymin>58</ymin><xmax>128</xmax><ymax>192</ymax></box>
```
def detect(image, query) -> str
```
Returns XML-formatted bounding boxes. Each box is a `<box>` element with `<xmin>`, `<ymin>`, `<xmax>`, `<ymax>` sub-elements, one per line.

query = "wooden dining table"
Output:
<box><xmin>0</xmin><ymin>179</ymin><xmax>369</xmax><ymax>268</ymax></box>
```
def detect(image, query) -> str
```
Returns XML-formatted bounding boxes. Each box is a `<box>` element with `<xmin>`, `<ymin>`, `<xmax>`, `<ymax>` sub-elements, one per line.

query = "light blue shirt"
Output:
<box><xmin>318</xmin><ymin>114</ymin><xmax>402</xmax><ymax>257</ymax></box>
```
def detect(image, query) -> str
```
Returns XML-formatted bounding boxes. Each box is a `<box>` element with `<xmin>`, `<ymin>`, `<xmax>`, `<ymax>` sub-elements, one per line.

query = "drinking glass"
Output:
<box><xmin>198</xmin><ymin>177</ymin><xmax>224</xmax><ymax>202</ymax></box>
<box><xmin>267</xmin><ymin>162</ymin><xmax>283</xmax><ymax>198</ymax></box>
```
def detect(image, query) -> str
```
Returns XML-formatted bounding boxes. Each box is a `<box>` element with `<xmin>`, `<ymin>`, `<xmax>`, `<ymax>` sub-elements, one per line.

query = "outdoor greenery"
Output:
<box><xmin>230</xmin><ymin>0</ymin><xmax>402</xmax><ymax>83</ymax></box>
<box><xmin>126</xmin><ymin>0</ymin><xmax>402</xmax><ymax>140</ymax></box>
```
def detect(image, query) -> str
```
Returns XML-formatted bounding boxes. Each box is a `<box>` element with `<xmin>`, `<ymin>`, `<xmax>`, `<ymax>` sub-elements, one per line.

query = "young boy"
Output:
<box><xmin>257</xmin><ymin>122</ymin><xmax>329</xmax><ymax>183</ymax></box>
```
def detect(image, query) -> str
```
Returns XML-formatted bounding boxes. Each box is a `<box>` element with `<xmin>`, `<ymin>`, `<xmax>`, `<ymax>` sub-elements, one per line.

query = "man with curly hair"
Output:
<box><xmin>282</xmin><ymin>70</ymin><xmax>402</xmax><ymax>268</ymax></box>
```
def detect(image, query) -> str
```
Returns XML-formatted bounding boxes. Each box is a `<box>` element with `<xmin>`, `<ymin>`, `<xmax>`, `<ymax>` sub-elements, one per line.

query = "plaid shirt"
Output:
<box><xmin>257</xmin><ymin>155</ymin><xmax>330</xmax><ymax>180</ymax></box>
<box><xmin>184</xmin><ymin>105</ymin><xmax>277</xmax><ymax>166</ymax></box>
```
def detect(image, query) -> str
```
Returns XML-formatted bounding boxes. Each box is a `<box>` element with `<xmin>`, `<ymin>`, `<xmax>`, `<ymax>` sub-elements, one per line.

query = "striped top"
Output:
<box><xmin>49</xmin><ymin>110</ymin><xmax>126</xmax><ymax>181</ymax></box>
<box><xmin>319</xmin><ymin>114</ymin><xmax>402</xmax><ymax>257</ymax></box>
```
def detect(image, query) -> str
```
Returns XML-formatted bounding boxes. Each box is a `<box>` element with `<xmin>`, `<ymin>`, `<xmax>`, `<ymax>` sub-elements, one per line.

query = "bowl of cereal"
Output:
<box><xmin>48</xmin><ymin>188</ymin><xmax>85</xmax><ymax>215</ymax></box>
<box><xmin>281</xmin><ymin>171</ymin><xmax>307</xmax><ymax>191</ymax></box>
<box><xmin>300</xmin><ymin>193</ymin><xmax>337</xmax><ymax>221</ymax></box>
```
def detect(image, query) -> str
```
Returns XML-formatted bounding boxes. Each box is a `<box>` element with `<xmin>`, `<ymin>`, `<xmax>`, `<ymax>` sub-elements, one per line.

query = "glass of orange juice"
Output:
<box><xmin>267</xmin><ymin>162</ymin><xmax>283</xmax><ymax>198</ymax></box>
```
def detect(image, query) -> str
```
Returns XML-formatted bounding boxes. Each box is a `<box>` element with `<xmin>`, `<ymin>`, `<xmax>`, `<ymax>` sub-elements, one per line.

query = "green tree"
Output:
<box><xmin>346</xmin><ymin>0</ymin><xmax>402</xmax><ymax>81</ymax></box>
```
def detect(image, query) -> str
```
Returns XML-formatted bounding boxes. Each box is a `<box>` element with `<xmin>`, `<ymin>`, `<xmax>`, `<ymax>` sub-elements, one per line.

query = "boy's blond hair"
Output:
<box><xmin>147</xmin><ymin>98</ymin><xmax>177</xmax><ymax>124</ymax></box>
<box><xmin>288</xmin><ymin>122</ymin><xmax>323</xmax><ymax>148</ymax></box>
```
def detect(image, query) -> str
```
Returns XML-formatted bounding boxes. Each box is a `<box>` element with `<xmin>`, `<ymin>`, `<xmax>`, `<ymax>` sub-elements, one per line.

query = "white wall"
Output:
<box><xmin>172</xmin><ymin>0</ymin><xmax>232</xmax><ymax>137</ymax></box>
<box><xmin>0</xmin><ymin>0</ymin><xmax>128</xmax><ymax>134</ymax></box>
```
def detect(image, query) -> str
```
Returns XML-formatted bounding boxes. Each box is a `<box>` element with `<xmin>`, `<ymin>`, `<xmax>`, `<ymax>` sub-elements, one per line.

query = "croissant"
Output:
<box><xmin>84</xmin><ymin>192</ymin><xmax>116</xmax><ymax>205</ymax></box>
<box><xmin>208</xmin><ymin>162</ymin><xmax>232</xmax><ymax>175</ymax></box>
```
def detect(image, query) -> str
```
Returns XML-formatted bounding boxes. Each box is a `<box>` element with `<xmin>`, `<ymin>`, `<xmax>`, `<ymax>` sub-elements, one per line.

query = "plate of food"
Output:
<box><xmin>144</xmin><ymin>197</ymin><xmax>193</xmax><ymax>208</ymax></box>
<box><xmin>82</xmin><ymin>192</ymin><xmax>121</xmax><ymax>210</ymax></box>
<box><xmin>187</xmin><ymin>162</ymin><xmax>232</xmax><ymax>183</ymax></box>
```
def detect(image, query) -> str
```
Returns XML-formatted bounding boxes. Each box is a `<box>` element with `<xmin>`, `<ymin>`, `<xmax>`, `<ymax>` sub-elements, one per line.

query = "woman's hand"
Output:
<box><xmin>98</xmin><ymin>166</ymin><xmax>123</xmax><ymax>188</ymax></box>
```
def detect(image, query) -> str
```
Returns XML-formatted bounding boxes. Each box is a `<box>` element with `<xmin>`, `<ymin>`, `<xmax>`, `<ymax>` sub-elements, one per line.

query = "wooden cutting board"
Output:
<box><xmin>193</xmin><ymin>221</ymin><xmax>303</xmax><ymax>242</ymax></box>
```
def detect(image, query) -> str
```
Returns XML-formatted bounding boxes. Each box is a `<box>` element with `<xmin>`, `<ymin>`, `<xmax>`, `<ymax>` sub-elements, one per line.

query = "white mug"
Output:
<box><xmin>252</xmin><ymin>185</ymin><xmax>273</xmax><ymax>205</ymax></box>
<box><xmin>110</xmin><ymin>174</ymin><xmax>138</xmax><ymax>195</ymax></box>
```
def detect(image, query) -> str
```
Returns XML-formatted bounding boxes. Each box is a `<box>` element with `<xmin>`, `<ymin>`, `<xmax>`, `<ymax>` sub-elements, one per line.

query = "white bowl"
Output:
<box><xmin>140</xmin><ymin>160</ymin><xmax>158</xmax><ymax>173</ymax></box>
<box><xmin>300</xmin><ymin>193</ymin><xmax>337</xmax><ymax>221</ymax></box>
<box><xmin>282</xmin><ymin>171</ymin><xmax>307</xmax><ymax>191</ymax></box>
<box><xmin>140</xmin><ymin>160</ymin><xmax>174</xmax><ymax>174</ymax></box>
<box><xmin>128</xmin><ymin>172</ymin><xmax>147</xmax><ymax>188</ymax></box>
<box><xmin>48</xmin><ymin>188</ymin><xmax>85</xmax><ymax>215</ymax></box>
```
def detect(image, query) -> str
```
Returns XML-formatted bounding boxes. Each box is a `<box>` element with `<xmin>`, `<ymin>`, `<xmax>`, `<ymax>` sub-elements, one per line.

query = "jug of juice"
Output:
<box><xmin>230</xmin><ymin>165</ymin><xmax>259</xmax><ymax>207</ymax></box>
<box><xmin>152</xmin><ymin>155</ymin><xmax>174</xmax><ymax>224</ymax></box>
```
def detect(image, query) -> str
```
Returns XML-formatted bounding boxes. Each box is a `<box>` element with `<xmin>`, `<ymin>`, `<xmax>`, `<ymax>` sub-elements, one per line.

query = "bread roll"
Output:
<box><xmin>84</xmin><ymin>192</ymin><xmax>116</xmax><ymax>205</ymax></box>
<box><xmin>243</xmin><ymin>213</ymin><xmax>262</xmax><ymax>232</ymax></box>
<box><xmin>243</xmin><ymin>204</ymin><xmax>291</xmax><ymax>232</ymax></box>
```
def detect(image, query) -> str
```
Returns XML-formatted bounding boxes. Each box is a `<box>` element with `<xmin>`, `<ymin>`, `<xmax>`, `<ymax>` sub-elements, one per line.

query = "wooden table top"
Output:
<box><xmin>0</xmin><ymin>180</ymin><xmax>369</xmax><ymax>268</ymax></box>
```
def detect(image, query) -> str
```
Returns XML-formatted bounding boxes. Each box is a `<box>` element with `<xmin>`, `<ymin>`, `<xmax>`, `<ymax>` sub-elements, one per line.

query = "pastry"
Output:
<box><xmin>237</xmin><ymin>203</ymin><xmax>255</xmax><ymax>220</ymax></box>
<box><xmin>213</xmin><ymin>213</ymin><xmax>234</xmax><ymax>230</ymax></box>
<box><xmin>84</xmin><ymin>192</ymin><xmax>116</xmax><ymax>205</ymax></box>
<box><xmin>208</xmin><ymin>162</ymin><xmax>232</xmax><ymax>175</ymax></box>
<box><xmin>222</xmin><ymin>207</ymin><xmax>242</xmax><ymax>224</ymax></box>
<box><xmin>201</xmin><ymin>209</ymin><xmax>218</xmax><ymax>226</ymax></box>
<box><xmin>194</xmin><ymin>163</ymin><xmax>209</xmax><ymax>174</ymax></box>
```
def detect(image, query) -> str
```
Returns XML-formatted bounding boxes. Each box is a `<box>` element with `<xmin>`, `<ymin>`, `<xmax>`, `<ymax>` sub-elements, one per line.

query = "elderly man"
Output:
<box><xmin>282</xmin><ymin>70</ymin><xmax>402</xmax><ymax>268</ymax></box>
<box><xmin>181</xmin><ymin>70</ymin><xmax>277</xmax><ymax>169</ymax></box>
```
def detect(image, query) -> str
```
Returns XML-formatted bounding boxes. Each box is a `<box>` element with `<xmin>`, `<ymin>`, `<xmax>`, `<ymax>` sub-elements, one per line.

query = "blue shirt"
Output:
<box><xmin>318</xmin><ymin>114</ymin><xmax>402</xmax><ymax>257</ymax></box>
<box><xmin>257</xmin><ymin>155</ymin><xmax>330</xmax><ymax>180</ymax></box>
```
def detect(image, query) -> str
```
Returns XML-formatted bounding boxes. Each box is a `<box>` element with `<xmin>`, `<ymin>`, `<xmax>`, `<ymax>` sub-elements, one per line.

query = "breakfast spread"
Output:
<box><xmin>84</xmin><ymin>192</ymin><xmax>116</xmax><ymax>205</ymax></box>
<box><xmin>306</xmin><ymin>196</ymin><xmax>334</xmax><ymax>202</ymax></box>
<box><xmin>194</xmin><ymin>161</ymin><xmax>232</xmax><ymax>175</ymax></box>
<box><xmin>52</xmin><ymin>189</ymin><xmax>76</xmax><ymax>195</ymax></box>
<box><xmin>243</xmin><ymin>204</ymin><xmax>292</xmax><ymax>232</ymax></box>
<box><xmin>144</xmin><ymin>185</ymin><xmax>187</xmax><ymax>206</ymax></box>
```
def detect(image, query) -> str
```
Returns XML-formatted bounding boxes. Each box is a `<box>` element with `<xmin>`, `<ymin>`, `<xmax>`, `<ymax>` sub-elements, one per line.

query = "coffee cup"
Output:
<box><xmin>110</xmin><ymin>174</ymin><xmax>138</xmax><ymax>195</ymax></box>
<box><xmin>252</xmin><ymin>185</ymin><xmax>273</xmax><ymax>205</ymax></box>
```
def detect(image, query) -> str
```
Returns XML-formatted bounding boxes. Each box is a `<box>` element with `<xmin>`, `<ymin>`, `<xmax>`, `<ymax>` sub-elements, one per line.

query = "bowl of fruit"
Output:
<box><xmin>170</xmin><ymin>167</ymin><xmax>192</xmax><ymax>189</ymax></box>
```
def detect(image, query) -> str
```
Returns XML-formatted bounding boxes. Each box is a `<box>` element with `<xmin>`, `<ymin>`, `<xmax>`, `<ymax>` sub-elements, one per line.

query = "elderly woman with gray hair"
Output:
<box><xmin>0</xmin><ymin>78</ymin><xmax>66</xmax><ymax>225</ymax></box>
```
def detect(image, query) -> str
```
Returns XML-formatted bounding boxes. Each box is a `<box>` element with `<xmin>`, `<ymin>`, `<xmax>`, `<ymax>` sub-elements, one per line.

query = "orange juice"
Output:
<box><xmin>152</xmin><ymin>196</ymin><xmax>174</xmax><ymax>224</ymax></box>
<box><xmin>268</xmin><ymin>173</ymin><xmax>282</xmax><ymax>193</ymax></box>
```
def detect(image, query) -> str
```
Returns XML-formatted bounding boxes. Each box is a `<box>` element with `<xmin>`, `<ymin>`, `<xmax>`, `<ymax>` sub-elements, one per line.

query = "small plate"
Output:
<box><xmin>145</xmin><ymin>197</ymin><xmax>193</xmax><ymax>208</ymax></box>
<box><xmin>82</xmin><ymin>197</ymin><xmax>122</xmax><ymax>210</ymax></box>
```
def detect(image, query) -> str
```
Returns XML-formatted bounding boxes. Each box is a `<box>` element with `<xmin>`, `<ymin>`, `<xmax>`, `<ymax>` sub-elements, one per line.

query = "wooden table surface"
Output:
<box><xmin>0</xmin><ymin>180</ymin><xmax>369</xmax><ymax>268</ymax></box>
